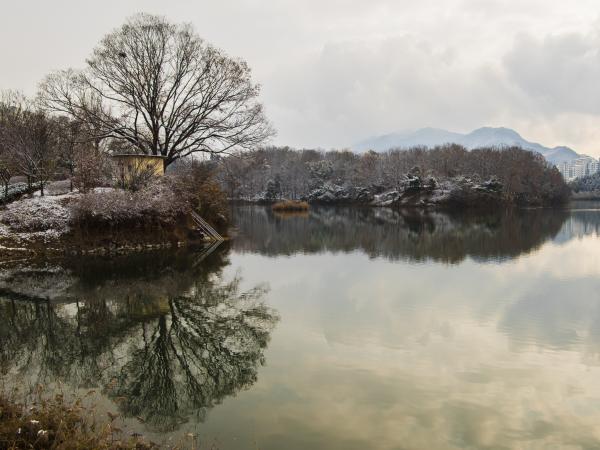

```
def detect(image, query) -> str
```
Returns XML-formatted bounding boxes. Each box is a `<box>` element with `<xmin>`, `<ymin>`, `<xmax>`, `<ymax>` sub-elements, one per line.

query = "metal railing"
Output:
<box><xmin>190</xmin><ymin>211</ymin><xmax>224</xmax><ymax>242</ymax></box>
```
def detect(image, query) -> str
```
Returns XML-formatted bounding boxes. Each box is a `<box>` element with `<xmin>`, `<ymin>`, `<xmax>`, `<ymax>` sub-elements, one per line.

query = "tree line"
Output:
<box><xmin>216</xmin><ymin>144</ymin><xmax>570</xmax><ymax>205</ymax></box>
<box><xmin>569</xmin><ymin>171</ymin><xmax>600</xmax><ymax>193</ymax></box>
<box><xmin>0</xmin><ymin>91</ymin><xmax>110</xmax><ymax>196</ymax></box>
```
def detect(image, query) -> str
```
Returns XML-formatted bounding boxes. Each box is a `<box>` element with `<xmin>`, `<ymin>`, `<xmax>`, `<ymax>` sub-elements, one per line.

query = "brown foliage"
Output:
<box><xmin>0</xmin><ymin>388</ymin><xmax>153</xmax><ymax>449</ymax></box>
<box><xmin>179</xmin><ymin>162</ymin><xmax>229</xmax><ymax>230</ymax></box>
<box><xmin>272</xmin><ymin>200</ymin><xmax>309</xmax><ymax>212</ymax></box>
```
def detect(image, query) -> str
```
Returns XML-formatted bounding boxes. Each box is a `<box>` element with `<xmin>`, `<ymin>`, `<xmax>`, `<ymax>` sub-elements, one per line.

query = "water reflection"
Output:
<box><xmin>232</xmin><ymin>205</ymin><xmax>569</xmax><ymax>263</ymax></box>
<box><xmin>3</xmin><ymin>205</ymin><xmax>600</xmax><ymax>449</ymax></box>
<box><xmin>0</xmin><ymin>246</ymin><xmax>279</xmax><ymax>432</ymax></box>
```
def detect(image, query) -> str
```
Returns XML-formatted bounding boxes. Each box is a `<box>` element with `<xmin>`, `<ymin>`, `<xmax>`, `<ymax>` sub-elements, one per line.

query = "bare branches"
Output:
<box><xmin>0</xmin><ymin>92</ymin><xmax>59</xmax><ymax>194</ymax></box>
<box><xmin>39</xmin><ymin>14</ymin><xmax>274</xmax><ymax>167</ymax></box>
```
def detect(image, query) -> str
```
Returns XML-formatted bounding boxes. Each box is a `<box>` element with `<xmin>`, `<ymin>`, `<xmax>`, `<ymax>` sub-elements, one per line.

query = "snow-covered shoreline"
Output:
<box><xmin>0</xmin><ymin>183</ymin><xmax>199</xmax><ymax>259</ymax></box>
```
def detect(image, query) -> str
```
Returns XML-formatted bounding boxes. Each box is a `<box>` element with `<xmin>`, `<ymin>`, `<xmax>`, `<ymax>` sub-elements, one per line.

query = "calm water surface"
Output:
<box><xmin>2</xmin><ymin>204</ymin><xmax>600</xmax><ymax>449</ymax></box>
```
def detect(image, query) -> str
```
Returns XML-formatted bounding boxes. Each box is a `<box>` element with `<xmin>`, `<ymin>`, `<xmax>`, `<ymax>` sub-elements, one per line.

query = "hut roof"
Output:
<box><xmin>111</xmin><ymin>154</ymin><xmax>166</xmax><ymax>159</ymax></box>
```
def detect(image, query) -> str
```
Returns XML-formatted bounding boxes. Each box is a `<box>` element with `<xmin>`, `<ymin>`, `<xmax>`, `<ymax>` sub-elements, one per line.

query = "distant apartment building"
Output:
<box><xmin>558</xmin><ymin>156</ymin><xmax>600</xmax><ymax>181</ymax></box>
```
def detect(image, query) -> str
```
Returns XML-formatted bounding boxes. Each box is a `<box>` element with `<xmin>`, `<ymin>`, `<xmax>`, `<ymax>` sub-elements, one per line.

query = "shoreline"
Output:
<box><xmin>0</xmin><ymin>198</ymin><xmax>572</xmax><ymax>261</ymax></box>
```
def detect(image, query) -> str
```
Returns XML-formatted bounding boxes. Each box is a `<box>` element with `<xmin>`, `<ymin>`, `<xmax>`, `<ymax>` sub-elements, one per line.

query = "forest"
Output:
<box><xmin>215</xmin><ymin>144</ymin><xmax>570</xmax><ymax>206</ymax></box>
<box><xmin>569</xmin><ymin>171</ymin><xmax>600</xmax><ymax>194</ymax></box>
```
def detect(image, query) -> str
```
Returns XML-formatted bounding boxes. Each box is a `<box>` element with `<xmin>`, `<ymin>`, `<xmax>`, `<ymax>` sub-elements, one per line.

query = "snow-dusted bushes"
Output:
<box><xmin>0</xmin><ymin>171</ymin><xmax>229</xmax><ymax>248</ymax></box>
<box><xmin>70</xmin><ymin>177</ymin><xmax>191</xmax><ymax>228</ymax></box>
<box><xmin>0</xmin><ymin>193</ymin><xmax>73</xmax><ymax>232</ymax></box>
<box><xmin>0</xmin><ymin>182</ymin><xmax>42</xmax><ymax>204</ymax></box>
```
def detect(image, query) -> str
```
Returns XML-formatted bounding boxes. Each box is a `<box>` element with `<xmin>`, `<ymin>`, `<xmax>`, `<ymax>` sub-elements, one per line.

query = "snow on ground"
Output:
<box><xmin>0</xmin><ymin>192</ymin><xmax>77</xmax><ymax>235</ymax></box>
<box><xmin>91</xmin><ymin>187</ymin><xmax>116</xmax><ymax>194</ymax></box>
<box><xmin>0</xmin><ymin>265</ymin><xmax>76</xmax><ymax>300</ymax></box>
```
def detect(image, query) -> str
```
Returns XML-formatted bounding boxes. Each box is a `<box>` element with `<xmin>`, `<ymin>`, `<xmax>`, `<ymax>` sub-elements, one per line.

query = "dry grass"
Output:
<box><xmin>0</xmin><ymin>386</ymin><xmax>154</xmax><ymax>449</ymax></box>
<box><xmin>272</xmin><ymin>200</ymin><xmax>309</xmax><ymax>212</ymax></box>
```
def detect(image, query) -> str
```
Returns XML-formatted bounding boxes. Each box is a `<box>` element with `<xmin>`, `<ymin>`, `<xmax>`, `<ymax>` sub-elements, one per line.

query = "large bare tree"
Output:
<box><xmin>39</xmin><ymin>13</ymin><xmax>274</xmax><ymax>168</ymax></box>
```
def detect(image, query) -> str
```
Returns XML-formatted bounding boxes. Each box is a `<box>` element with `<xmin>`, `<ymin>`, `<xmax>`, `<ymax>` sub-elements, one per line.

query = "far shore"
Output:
<box><xmin>571</xmin><ymin>191</ymin><xmax>600</xmax><ymax>201</ymax></box>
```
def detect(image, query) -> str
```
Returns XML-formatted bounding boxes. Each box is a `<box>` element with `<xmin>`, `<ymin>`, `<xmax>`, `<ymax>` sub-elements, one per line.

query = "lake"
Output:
<box><xmin>2</xmin><ymin>203</ymin><xmax>600</xmax><ymax>449</ymax></box>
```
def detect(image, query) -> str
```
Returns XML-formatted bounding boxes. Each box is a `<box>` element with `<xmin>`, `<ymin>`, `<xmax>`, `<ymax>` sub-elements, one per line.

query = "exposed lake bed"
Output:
<box><xmin>2</xmin><ymin>203</ymin><xmax>600</xmax><ymax>449</ymax></box>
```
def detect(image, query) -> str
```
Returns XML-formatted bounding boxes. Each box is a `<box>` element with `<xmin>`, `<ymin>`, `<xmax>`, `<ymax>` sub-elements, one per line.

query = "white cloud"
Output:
<box><xmin>2</xmin><ymin>0</ymin><xmax>600</xmax><ymax>153</ymax></box>
<box><xmin>265</xmin><ymin>35</ymin><xmax>515</xmax><ymax>148</ymax></box>
<box><xmin>504</xmin><ymin>31</ymin><xmax>600</xmax><ymax>115</ymax></box>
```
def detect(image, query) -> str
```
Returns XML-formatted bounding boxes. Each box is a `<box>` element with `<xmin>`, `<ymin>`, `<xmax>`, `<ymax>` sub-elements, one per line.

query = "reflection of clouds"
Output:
<box><xmin>209</xmin><ymin>321</ymin><xmax>600</xmax><ymax>449</ymax></box>
<box><xmin>493</xmin><ymin>238</ymin><xmax>600</xmax><ymax>280</ymax></box>
<box><xmin>209</xmin><ymin>233</ymin><xmax>600</xmax><ymax>449</ymax></box>
<box><xmin>499</xmin><ymin>282</ymin><xmax>600</xmax><ymax>352</ymax></box>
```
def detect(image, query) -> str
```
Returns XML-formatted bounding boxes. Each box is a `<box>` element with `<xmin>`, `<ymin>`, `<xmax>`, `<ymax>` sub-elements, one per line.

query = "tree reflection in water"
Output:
<box><xmin>231</xmin><ymin>205</ymin><xmax>570</xmax><ymax>263</ymax></box>
<box><xmin>0</xmin><ymin>245</ymin><xmax>278</xmax><ymax>431</ymax></box>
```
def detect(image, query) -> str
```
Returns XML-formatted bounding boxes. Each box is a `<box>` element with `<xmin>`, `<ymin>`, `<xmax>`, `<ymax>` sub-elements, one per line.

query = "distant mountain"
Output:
<box><xmin>354</xmin><ymin>127</ymin><xmax>580</xmax><ymax>165</ymax></box>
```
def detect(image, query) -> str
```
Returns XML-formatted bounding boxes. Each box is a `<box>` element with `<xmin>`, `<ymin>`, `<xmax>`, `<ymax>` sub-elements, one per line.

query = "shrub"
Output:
<box><xmin>70</xmin><ymin>177</ymin><xmax>191</xmax><ymax>228</ymax></box>
<box><xmin>1</xmin><ymin>194</ymin><xmax>73</xmax><ymax>232</ymax></box>
<box><xmin>0</xmin><ymin>388</ymin><xmax>154</xmax><ymax>449</ymax></box>
<box><xmin>272</xmin><ymin>200</ymin><xmax>309</xmax><ymax>212</ymax></box>
<box><xmin>569</xmin><ymin>171</ymin><xmax>600</xmax><ymax>193</ymax></box>
<box><xmin>73</xmin><ymin>148</ymin><xmax>113</xmax><ymax>193</ymax></box>
<box><xmin>114</xmin><ymin>160</ymin><xmax>158</xmax><ymax>192</ymax></box>
<box><xmin>178</xmin><ymin>162</ymin><xmax>229</xmax><ymax>230</ymax></box>
<box><xmin>0</xmin><ymin>182</ymin><xmax>43</xmax><ymax>204</ymax></box>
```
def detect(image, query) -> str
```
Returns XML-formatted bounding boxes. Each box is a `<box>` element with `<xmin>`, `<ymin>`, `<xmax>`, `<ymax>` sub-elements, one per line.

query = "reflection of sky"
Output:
<box><xmin>199</xmin><ymin>231</ymin><xmax>600</xmax><ymax>449</ymax></box>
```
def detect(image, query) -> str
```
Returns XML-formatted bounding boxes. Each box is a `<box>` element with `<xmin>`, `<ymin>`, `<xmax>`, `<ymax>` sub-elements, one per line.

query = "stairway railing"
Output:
<box><xmin>190</xmin><ymin>211</ymin><xmax>224</xmax><ymax>242</ymax></box>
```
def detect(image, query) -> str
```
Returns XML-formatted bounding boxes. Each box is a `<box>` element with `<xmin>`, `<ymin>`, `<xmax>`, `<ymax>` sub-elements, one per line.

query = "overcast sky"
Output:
<box><xmin>2</xmin><ymin>0</ymin><xmax>600</xmax><ymax>154</ymax></box>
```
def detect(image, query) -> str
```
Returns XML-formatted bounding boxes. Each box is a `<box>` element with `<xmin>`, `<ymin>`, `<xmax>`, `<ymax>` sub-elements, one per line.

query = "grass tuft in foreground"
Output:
<box><xmin>0</xmin><ymin>388</ymin><xmax>154</xmax><ymax>450</ymax></box>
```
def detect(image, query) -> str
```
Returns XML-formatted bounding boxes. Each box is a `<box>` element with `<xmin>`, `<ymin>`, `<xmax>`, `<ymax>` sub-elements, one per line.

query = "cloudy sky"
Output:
<box><xmin>2</xmin><ymin>0</ymin><xmax>600</xmax><ymax>154</ymax></box>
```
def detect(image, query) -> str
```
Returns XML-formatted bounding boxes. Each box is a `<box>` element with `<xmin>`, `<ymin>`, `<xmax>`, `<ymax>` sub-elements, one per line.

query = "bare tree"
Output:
<box><xmin>0</xmin><ymin>91</ymin><xmax>59</xmax><ymax>196</ymax></box>
<box><xmin>72</xmin><ymin>143</ymin><xmax>111</xmax><ymax>193</ymax></box>
<box><xmin>53</xmin><ymin>116</ymin><xmax>82</xmax><ymax>191</ymax></box>
<box><xmin>0</xmin><ymin>158</ymin><xmax>12</xmax><ymax>201</ymax></box>
<box><xmin>0</xmin><ymin>91</ymin><xmax>27</xmax><ymax>187</ymax></box>
<box><xmin>39</xmin><ymin>13</ymin><xmax>274</xmax><ymax>169</ymax></box>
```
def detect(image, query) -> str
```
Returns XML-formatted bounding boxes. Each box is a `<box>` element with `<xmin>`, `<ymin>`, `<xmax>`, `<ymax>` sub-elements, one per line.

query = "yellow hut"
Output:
<box><xmin>112</xmin><ymin>154</ymin><xmax>166</xmax><ymax>187</ymax></box>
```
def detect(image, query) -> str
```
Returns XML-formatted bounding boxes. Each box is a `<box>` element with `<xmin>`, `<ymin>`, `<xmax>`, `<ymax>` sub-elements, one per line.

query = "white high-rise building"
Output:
<box><xmin>558</xmin><ymin>157</ymin><xmax>600</xmax><ymax>181</ymax></box>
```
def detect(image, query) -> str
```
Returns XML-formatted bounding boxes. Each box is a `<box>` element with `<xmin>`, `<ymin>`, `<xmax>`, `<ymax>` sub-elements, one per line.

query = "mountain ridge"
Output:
<box><xmin>354</xmin><ymin>127</ymin><xmax>580</xmax><ymax>165</ymax></box>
